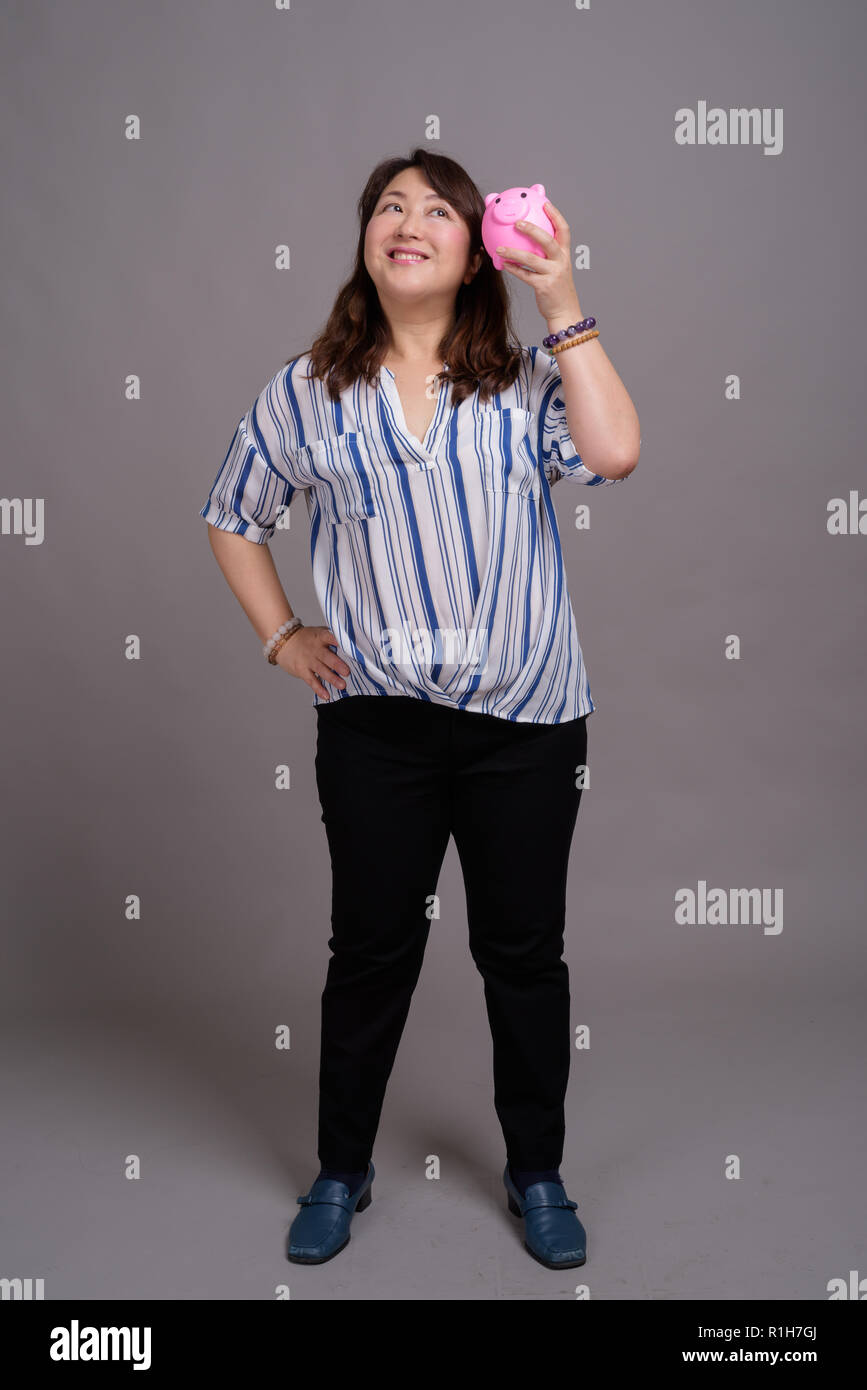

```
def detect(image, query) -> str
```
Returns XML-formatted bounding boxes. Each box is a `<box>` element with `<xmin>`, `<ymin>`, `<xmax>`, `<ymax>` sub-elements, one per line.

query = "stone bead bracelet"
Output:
<box><xmin>265</xmin><ymin>616</ymin><xmax>304</xmax><ymax>664</ymax></box>
<box><xmin>543</xmin><ymin>317</ymin><xmax>597</xmax><ymax>352</ymax></box>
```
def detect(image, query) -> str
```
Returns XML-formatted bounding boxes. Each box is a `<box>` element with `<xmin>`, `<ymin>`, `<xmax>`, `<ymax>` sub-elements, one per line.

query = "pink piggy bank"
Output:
<box><xmin>482</xmin><ymin>183</ymin><xmax>555</xmax><ymax>270</ymax></box>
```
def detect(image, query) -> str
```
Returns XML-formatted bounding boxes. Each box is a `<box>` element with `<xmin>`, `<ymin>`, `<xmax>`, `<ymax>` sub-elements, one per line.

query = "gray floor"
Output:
<box><xmin>3</xmin><ymin>970</ymin><xmax>863</xmax><ymax>1300</ymax></box>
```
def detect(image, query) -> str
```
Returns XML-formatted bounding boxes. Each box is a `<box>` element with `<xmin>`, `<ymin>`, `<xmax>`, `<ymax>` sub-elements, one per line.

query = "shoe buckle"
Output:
<box><xmin>297</xmin><ymin>1190</ymin><xmax>351</xmax><ymax>1211</ymax></box>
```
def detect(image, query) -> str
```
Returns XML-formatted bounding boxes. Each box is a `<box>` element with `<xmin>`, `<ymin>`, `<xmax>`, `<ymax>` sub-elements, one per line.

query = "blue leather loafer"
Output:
<box><xmin>503</xmin><ymin>1164</ymin><xmax>587</xmax><ymax>1269</ymax></box>
<box><xmin>286</xmin><ymin>1161</ymin><xmax>375</xmax><ymax>1264</ymax></box>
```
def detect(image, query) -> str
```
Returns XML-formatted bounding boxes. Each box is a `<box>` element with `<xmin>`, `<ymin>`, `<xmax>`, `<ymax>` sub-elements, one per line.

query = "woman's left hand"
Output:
<box><xmin>494</xmin><ymin>198</ymin><xmax>580</xmax><ymax>322</ymax></box>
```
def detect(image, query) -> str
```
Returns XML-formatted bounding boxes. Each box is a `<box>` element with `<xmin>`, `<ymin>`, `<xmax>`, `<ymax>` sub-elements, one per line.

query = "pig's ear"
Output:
<box><xmin>531</xmin><ymin>184</ymin><xmax>546</xmax><ymax>198</ymax></box>
<box><xmin>484</xmin><ymin>192</ymin><xmax>498</xmax><ymax>206</ymax></box>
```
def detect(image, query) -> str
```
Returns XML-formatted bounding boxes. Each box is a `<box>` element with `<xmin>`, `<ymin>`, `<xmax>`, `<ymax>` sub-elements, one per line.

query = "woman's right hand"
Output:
<box><xmin>275</xmin><ymin>625</ymin><xmax>351</xmax><ymax>700</ymax></box>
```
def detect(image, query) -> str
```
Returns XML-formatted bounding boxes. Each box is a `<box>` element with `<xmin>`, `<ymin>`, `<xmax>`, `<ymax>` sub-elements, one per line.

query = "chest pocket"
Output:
<box><xmin>296</xmin><ymin>432</ymin><xmax>380</xmax><ymax>526</ymax></box>
<box><xmin>476</xmin><ymin>407</ymin><xmax>541</xmax><ymax>500</ymax></box>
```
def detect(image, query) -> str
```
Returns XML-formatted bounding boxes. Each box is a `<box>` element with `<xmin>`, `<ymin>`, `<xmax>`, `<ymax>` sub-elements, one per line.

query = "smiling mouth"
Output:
<box><xmin>387</xmin><ymin>250</ymin><xmax>429</xmax><ymax>262</ymax></box>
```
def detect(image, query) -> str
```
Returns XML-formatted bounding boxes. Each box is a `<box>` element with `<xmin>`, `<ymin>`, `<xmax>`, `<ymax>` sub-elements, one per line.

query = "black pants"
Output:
<box><xmin>313</xmin><ymin>693</ymin><xmax>589</xmax><ymax>1172</ymax></box>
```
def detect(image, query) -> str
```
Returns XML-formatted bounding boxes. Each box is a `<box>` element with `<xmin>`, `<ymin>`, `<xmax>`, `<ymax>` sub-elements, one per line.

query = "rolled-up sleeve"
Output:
<box><xmin>200</xmin><ymin>371</ymin><xmax>307</xmax><ymax>543</ymax></box>
<box><xmin>527</xmin><ymin>345</ymin><xmax>627</xmax><ymax>487</ymax></box>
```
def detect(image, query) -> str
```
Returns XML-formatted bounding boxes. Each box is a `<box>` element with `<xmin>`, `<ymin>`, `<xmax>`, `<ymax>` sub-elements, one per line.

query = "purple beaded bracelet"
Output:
<box><xmin>543</xmin><ymin>317</ymin><xmax>597</xmax><ymax>351</ymax></box>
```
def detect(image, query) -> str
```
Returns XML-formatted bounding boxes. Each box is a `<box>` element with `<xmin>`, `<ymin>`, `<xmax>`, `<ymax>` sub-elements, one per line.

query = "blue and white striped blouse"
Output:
<box><xmin>200</xmin><ymin>346</ymin><xmax>627</xmax><ymax>723</ymax></box>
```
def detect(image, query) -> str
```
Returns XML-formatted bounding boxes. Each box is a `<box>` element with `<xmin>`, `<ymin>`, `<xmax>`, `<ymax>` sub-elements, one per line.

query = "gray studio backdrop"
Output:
<box><xmin>2</xmin><ymin>0</ymin><xmax>865</xmax><ymax>1301</ymax></box>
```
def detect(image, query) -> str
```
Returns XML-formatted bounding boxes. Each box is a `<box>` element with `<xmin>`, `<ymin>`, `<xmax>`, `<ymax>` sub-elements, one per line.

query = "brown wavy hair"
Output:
<box><xmin>283</xmin><ymin>148</ymin><xmax>525</xmax><ymax>408</ymax></box>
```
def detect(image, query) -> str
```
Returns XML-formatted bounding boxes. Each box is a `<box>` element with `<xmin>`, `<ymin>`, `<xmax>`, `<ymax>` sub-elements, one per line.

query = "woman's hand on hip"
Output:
<box><xmin>276</xmin><ymin>626</ymin><xmax>350</xmax><ymax>699</ymax></box>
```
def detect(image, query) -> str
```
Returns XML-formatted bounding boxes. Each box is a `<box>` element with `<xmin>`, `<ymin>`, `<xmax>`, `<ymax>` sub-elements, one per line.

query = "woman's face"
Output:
<box><xmin>364</xmin><ymin>166</ymin><xmax>482</xmax><ymax>318</ymax></box>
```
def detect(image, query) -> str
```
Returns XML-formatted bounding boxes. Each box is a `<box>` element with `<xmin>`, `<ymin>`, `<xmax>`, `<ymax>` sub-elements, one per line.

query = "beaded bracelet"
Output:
<box><xmin>265</xmin><ymin>616</ymin><xmax>304</xmax><ymax>664</ymax></box>
<box><xmin>550</xmin><ymin>328</ymin><xmax>599</xmax><ymax>355</ymax></box>
<box><xmin>544</xmin><ymin>316</ymin><xmax>598</xmax><ymax>354</ymax></box>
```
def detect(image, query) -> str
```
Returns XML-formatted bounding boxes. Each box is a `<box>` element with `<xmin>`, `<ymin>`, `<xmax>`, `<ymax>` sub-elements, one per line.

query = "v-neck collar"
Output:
<box><xmin>379</xmin><ymin>360</ymin><xmax>451</xmax><ymax>458</ymax></box>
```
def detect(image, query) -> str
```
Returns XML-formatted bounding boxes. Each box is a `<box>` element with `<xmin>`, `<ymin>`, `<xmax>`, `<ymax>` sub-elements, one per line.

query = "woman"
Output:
<box><xmin>200</xmin><ymin>148</ymin><xmax>640</xmax><ymax>1271</ymax></box>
